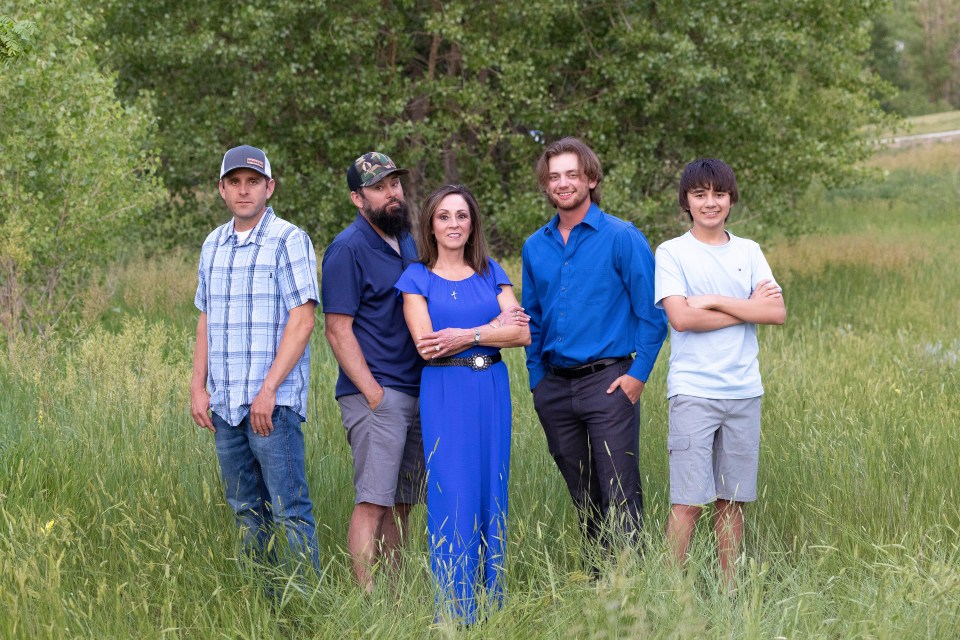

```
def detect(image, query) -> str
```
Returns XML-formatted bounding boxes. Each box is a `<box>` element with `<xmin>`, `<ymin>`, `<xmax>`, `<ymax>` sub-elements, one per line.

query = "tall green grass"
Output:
<box><xmin>2</xmin><ymin>141</ymin><xmax>959</xmax><ymax>638</ymax></box>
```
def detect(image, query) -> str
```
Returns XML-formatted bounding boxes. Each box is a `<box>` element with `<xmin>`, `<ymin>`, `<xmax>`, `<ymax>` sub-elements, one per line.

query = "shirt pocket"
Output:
<box><xmin>251</xmin><ymin>266</ymin><xmax>276</xmax><ymax>297</ymax></box>
<box><xmin>668</xmin><ymin>435</ymin><xmax>690</xmax><ymax>455</ymax></box>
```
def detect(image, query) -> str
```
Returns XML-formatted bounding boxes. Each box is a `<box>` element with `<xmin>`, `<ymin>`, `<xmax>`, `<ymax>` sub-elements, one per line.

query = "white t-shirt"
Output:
<box><xmin>654</xmin><ymin>231</ymin><xmax>776</xmax><ymax>400</ymax></box>
<box><xmin>234</xmin><ymin>228</ymin><xmax>253</xmax><ymax>244</ymax></box>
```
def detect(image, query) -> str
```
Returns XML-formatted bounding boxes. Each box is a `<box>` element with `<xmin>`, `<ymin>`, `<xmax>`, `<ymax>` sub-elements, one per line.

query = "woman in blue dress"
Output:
<box><xmin>395</xmin><ymin>184</ymin><xmax>530</xmax><ymax>624</ymax></box>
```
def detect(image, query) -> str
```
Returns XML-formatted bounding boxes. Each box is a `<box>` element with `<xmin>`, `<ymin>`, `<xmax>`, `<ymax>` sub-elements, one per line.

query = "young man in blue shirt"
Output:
<box><xmin>322</xmin><ymin>152</ymin><xmax>425</xmax><ymax>592</ymax></box>
<box><xmin>190</xmin><ymin>145</ymin><xmax>321</xmax><ymax>575</ymax></box>
<box><xmin>655</xmin><ymin>158</ymin><xmax>785</xmax><ymax>587</ymax></box>
<box><xmin>522</xmin><ymin>137</ymin><xmax>667</xmax><ymax>552</ymax></box>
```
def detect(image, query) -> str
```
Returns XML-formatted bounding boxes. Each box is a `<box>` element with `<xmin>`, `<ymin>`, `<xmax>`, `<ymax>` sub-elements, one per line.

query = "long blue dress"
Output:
<box><xmin>396</xmin><ymin>260</ymin><xmax>512</xmax><ymax>623</ymax></box>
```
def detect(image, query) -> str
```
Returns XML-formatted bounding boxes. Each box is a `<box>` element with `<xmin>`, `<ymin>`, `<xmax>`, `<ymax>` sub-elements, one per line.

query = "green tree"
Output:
<box><xmin>92</xmin><ymin>0</ymin><xmax>893</xmax><ymax>252</ymax></box>
<box><xmin>538</xmin><ymin>1</ymin><xmax>898</xmax><ymax>239</ymax></box>
<box><xmin>908</xmin><ymin>0</ymin><xmax>960</xmax><ymax>108</ymax></box>
<box><xmin>0</xmin><ymin>1</ymin><xmax>165</xmax><ymax>338</ymax></box>
<box><xmin>869</xmin><ymin>0</ymin><xmax>960</xmax><ymax>115</ymax></box>
<box><xmin>92</xmin><ymin>0</ymin><xmax>557</xmax><ymax>250</ymax></box>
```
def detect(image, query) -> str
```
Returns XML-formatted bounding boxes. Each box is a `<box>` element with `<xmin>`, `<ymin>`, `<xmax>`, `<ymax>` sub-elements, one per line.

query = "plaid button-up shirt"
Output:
<box><xmin>195</xmin><ymin>208</ymin><xmax>319</xmax><ymax>426</ymax></box>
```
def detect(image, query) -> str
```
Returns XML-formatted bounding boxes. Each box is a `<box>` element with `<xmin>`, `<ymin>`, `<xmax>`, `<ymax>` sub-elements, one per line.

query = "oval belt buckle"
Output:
<box><xmin>471</xmin><ymin>355</ymin><xmax>489</xmax><ymax>371</ymax></box>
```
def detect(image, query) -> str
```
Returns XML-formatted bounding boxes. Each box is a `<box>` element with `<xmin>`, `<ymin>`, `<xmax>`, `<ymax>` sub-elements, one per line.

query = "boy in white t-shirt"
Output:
<box><xmin>654</xmin><ymin>158</ymin><xmax>786</xmax><ymax>587</ymax></box>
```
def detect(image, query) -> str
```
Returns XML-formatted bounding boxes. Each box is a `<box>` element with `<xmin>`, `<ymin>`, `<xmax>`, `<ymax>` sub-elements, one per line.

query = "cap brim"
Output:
<box><xmin>362</xmin><ymin>167</ymin><xmax>409</xmax><ymax>187</ymax></box>
<box><xmin>221</xmin><ymin>165</ymin><xmax>271</xmax><ymax>179</ymax></box>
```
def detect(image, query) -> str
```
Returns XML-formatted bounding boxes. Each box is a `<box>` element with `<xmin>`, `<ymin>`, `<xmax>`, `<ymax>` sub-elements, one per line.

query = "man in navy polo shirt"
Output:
<box><xmin>522</xmin><ymin>137</ymin><xmax>667</xmax><ymax>555</ymax></box>
<box><xmin>322</xmin><ymin>152</ymin><xmax>425</xmax><ymax>592</ymax></box>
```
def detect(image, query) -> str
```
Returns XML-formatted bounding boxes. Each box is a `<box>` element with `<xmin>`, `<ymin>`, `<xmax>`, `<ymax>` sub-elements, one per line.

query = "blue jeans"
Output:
<box><xmin>212</xmin><ymin>405</ymin><xmax>320</xmax><ymax>573</ymax></box>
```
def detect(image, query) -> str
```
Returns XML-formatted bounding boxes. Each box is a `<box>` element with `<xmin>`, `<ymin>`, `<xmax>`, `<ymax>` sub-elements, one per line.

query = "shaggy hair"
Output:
<box><xmin>678</xmin><ymin>158</ymin><xmax>740</xmax><ymax>220</ymax></box>
<box><xmin>535</xmin><ymin>137</ymin><xmax>603</xmax><ymax>206</ymax></box>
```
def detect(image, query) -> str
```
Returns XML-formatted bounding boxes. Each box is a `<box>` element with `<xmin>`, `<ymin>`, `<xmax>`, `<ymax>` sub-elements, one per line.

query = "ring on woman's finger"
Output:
<box><xmin>436</xmin><ymin>345</ymin><xmax>441</xmax><ymax>352</ymax></box>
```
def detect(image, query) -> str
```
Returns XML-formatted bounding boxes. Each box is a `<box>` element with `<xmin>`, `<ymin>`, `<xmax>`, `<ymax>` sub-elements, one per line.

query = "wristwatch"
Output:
<box><xmin>473</xmin><ymin>328</ymin><xmax>481</xmax><ymax>346</ymax></box>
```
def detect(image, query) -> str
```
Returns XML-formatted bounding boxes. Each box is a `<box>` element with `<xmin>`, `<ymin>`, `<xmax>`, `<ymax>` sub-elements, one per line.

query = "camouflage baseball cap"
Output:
<box><xmin>346</xmin><ymin>152</ymin><xmax>409</xmax><ymax>191</ymax></box>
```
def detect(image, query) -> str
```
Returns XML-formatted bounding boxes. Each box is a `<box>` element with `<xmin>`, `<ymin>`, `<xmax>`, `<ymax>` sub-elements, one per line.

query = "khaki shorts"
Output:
<box><xmin>668</xmin><ymin>394</ymin><xmax>761</xmax><ymax>505</ymax></box>
<box><xmin>338</xmin><ymin>387</ymin><xmax>425</xmax><ymax>507</ymax></box>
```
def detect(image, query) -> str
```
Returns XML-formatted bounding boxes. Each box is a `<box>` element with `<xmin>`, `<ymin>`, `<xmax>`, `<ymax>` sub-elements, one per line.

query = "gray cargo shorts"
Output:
<box><xmin>338</xmin><ymin>387</ymin><xmax>425</xmax><ymax>506</ymax></box>
<box><xmin>668</xmin><ymin>394</ymin><xmax>761</xmax><ymax>505</ymax></box>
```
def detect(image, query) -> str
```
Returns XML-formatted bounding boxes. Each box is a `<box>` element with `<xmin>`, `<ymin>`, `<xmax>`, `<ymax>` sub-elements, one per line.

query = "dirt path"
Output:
<box><xmin>880</xmin><ymin>129</ymin><xmax>960</xmax><ymax>147</ymax></box>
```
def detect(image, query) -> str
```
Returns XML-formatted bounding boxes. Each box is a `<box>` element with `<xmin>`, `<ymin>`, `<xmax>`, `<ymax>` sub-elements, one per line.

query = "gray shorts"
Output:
<box><xmin>668</xmin><ymin>394</ymin><xmax>761</xmax><ymax>505</ymax></box>
<box><xmin>338</xmin><ymin>387</ymin><xmax>425</xmax><ymax>507</ymax></box>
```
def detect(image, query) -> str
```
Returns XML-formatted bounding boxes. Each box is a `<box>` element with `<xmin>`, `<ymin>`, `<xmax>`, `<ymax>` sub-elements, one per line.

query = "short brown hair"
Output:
<box><xmin>535</xmin><ymin>137</ymin><xmax>603</xmax><ymax>206</ymax></box>
<box><xmin>416</xmin><ymin>184</ymin><xmax>490</xmax><ymax>275</ymax></box>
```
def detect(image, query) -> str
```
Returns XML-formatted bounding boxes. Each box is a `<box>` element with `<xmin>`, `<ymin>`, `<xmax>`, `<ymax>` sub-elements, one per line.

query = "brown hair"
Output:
<box><xmin>417</xmin><ymin>184</ymin><xmax>490</xmax><ymax>275</ymax></box>
<box><xmin>535</xmin><ymin>137</ymin><xmax>603</xmax><ymax>206</ymax></box>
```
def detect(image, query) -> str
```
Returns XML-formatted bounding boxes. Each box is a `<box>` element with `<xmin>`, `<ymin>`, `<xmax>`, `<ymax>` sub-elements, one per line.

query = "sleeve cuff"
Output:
<box><xmin>628</xmin><ymin>359</ymin><xmax>653</xmax><ymax>384</ymax></box>
<box><xmin>528</xmin><ymin>367</ymin><xmax>545</xmax><ymax>391</ymax></box>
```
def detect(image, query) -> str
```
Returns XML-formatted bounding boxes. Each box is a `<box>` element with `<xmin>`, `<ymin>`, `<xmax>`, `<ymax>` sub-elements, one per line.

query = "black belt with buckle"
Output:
<box><xmin>425</xmin><ymin>352</ymin><xmax>503</xmax><ymax>371</ymax></box>
<box><xmin>548</xmin><ymin>356</ymin><xmax>631</xmax><ymax>379</ymax></box>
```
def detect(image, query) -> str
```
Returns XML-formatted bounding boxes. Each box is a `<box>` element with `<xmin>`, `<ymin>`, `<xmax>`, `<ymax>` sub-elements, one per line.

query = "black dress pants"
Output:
<box><xmin>532</xmin><ymin>358</ymin><xmax>643</xmax><ymax>547</ymax></box>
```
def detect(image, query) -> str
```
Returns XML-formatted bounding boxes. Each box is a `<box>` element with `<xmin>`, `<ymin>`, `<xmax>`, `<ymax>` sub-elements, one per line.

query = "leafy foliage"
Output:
<box><xmin>523</xmin><ymin>0</ymin><xmax>898</xmax><ymax>240</ymax></box>
<box><xmin>0</xmin><ymin>1</ymin><xmax>165</xmax><ymax>337</ymax></box>
<box><xmin>869</xmin><ymin>0</ymin><xmax>960</xmax><ymax>115</ymax></box>
<box><xmin>0</xmin><ymin>13</ymin><xmax>35</xmax><ymax>61</ymax></box>
<box><xmin>96</xmin><ymin>0</ymin><xmax>884</xmax><ymax>253</ymax></box>
<box><xmin>90</xmin><ymin>0</ymin><xmax>884</xmax><ymax>252</ymax></box>
<box><xmin>90</xmin><ymin>1</ymin><xmax>892</xmax><ymax>251</ymax></box>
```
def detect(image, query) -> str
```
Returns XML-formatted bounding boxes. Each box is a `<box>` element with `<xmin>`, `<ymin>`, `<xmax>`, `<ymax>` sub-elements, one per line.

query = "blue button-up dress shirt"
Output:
<box><xmin>521</xmin><ymin>203</ymin><xmax>667</xmax><ymax>390</ymax></box>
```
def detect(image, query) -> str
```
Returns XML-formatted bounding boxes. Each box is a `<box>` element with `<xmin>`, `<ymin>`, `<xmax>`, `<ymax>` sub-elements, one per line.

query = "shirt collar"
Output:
<box><xmin>546</xmin><ymin>202</ymin><xmax>603</xmax><ymax>235</ymax></box>
<box><xmin>220</xmin><ymin>207</ymin><xmax>275</xmax><ymax>246</ymax></box>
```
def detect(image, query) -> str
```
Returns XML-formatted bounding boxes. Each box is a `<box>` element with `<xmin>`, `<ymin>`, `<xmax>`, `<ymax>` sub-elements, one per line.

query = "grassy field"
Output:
<box><xmin>2</xmin><ymin>138</ymin><xmax>959</xmax><ymax>639</ymax></box>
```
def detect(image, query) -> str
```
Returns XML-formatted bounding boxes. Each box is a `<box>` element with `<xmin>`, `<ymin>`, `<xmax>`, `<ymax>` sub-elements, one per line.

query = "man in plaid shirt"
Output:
<box><xmin>190</xmin><ymin>145</ymin><xmax>321</xmax><ymax>575</ymax></box>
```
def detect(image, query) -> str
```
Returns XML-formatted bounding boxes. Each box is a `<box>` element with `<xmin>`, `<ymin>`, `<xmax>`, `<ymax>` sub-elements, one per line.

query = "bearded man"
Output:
<box><xmin>321</xmin><ymin>152</ymin><xmax>426</xmax><ymax>592</ymax></box>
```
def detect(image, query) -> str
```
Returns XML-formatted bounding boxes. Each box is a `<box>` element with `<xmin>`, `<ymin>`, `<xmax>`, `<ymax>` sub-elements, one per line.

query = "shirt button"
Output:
<box><xmin>564</xmin><ymin>262</ymin><xmax>569</xmax><ymax>266</ymax></box>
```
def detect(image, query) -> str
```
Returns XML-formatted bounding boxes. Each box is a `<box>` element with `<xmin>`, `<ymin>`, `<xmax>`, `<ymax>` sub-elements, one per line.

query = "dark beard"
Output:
<box><xmin>366</xmin><ymin>200</ymin><xmax>411</xmax><ymax>237</ymax></box>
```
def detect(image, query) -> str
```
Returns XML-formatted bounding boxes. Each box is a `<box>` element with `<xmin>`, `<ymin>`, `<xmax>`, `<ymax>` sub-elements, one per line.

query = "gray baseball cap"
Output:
<box><xmin>220</xmin><ymin>145</ymin><xmax>272</xmax><ymax>179</ymax></box>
